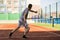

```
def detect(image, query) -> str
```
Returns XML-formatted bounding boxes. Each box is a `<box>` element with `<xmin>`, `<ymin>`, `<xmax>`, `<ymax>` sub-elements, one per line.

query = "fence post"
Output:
<box><xmin>52</xmin><ymin>18</ymin><xmax>54</xmax><ymax>27</ymax></box>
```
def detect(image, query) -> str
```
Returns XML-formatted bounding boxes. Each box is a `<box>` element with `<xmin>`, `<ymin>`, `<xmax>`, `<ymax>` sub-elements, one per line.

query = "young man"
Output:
<box><xmin>9</xmin><ymin>4</ymin><xmax>37</xmax><ymax>38</ymax></box>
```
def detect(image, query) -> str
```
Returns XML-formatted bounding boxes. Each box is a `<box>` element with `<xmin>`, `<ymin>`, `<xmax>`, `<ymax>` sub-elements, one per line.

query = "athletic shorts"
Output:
<box><xmin>18</xmin><ymin>19</ymin><xmax>28</xmax><ymax>28</ymax></box>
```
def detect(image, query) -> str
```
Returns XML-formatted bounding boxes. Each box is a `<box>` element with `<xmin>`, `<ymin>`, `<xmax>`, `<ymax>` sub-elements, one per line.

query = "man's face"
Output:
<box><xmin>28</xmin><ymin>7</ymin><xmax>32</xmax><ymax>10</ymax></box>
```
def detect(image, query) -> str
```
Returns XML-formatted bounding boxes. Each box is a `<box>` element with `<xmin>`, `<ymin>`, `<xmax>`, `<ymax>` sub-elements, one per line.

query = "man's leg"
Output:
<box><xmin>9</xmin><ymin>22</ymin><xmax>21</xmax><ymax>38</ymax></box>
<box><xmin>24</xmin><ymin>26</ymin><xmax>30</xmax><ymax>36</ymax></box>
<box><xmin>23</xmin><ymin>22</ymin><xmax>30</xmax><ymax>38</ymax></box>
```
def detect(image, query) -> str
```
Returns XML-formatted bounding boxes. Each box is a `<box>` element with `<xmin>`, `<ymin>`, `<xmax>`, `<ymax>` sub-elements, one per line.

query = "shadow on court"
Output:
<box><xmin>0</xmin><ymin>30</ymin><xmax>60</xmax><ymax>40</ymax></box>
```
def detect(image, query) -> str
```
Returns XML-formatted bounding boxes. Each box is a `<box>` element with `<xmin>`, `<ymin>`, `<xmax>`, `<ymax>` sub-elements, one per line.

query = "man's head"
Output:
<box><xmin>28</xmin><ymin>4</ymin><xmax>32</xmax><ymax>10</ymax></box>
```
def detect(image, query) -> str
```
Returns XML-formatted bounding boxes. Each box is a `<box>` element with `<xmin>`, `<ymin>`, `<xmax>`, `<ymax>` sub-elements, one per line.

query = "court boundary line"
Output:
<box><xmin>30</xmin><ymin>24</ymin><xmax>60</xmax><ymax>37</ymax></box>
<box><xmin>46</xmin><ymin>31</ymin><xmax>60</xmax><ymax>37</ymax></box>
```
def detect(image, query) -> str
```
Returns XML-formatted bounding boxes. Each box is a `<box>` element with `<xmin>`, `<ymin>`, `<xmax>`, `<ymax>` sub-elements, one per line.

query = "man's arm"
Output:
<box><xmin>30</xmin><ymin>10</ymin><xmax>37</xmax><ymax>13</ymax></box>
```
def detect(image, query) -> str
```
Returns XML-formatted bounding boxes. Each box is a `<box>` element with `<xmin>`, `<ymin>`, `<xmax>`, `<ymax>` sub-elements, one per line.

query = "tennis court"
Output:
<box><xmin>0</xmin><ymin>23</ymin><xmax>60</xmax><ymax>40</ymax></box>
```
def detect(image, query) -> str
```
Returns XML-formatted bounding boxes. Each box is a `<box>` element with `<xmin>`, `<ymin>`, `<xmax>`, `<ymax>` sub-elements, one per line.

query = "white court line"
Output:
<box><xmin>30</xmin><ymin>24</ymin><xmax>60</xmax><ymax>37</ymax></box>
<box><xmin>30</xmin><ymin>25</ymin><xmax>60</xmax><ymax>37</ymax></box>
<box><xmin>46</xmin><ymin>31</ymin><xmax>60</xmax><ymax>37</ymax></box>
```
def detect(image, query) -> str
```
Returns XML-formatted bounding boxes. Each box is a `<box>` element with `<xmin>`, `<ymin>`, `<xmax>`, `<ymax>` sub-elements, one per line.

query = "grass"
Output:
<box><xmin>34</xmin><ymin>23</ymin><xmax>60</xmax><ymax>30</ymax></box>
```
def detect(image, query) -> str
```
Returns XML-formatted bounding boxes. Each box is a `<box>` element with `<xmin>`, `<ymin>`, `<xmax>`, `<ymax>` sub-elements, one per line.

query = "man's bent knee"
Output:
<box><xmin>25</xmin><ymin>27</ymin><xmax>30</xmax><ymax>31</ymax></box>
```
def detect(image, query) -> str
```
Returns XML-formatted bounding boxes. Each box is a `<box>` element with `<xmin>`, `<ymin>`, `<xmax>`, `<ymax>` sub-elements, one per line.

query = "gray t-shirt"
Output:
<box><xmin>20</xmin><ymin>8</ymin><xmax>29</xmax><ymax>21</ymax></box>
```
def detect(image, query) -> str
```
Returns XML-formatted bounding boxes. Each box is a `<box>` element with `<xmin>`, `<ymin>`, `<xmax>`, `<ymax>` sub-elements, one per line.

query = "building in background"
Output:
<box><xmin>0</xmin><ymin>0</ymin><xmax>27</xmax><ymax>20</ymax></box>
<box><xmin>0</xmin><ymin>0</ymin><xmax>26</xmax><ymax>14</ymax></box>
<box><xmin>0</xmin><ymin>0</ymin><xmax>5</xmax><ymax>13</ymax></box>
<box><xmin>6</xmin><ymin>0</ymin><xmax>19</xmax><ymax>13</ymax></box>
